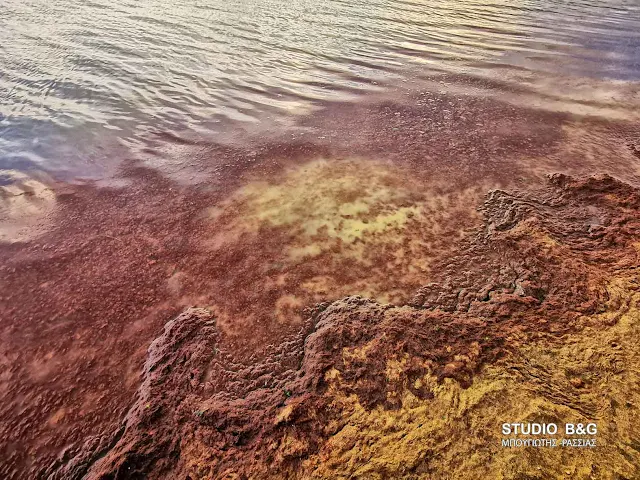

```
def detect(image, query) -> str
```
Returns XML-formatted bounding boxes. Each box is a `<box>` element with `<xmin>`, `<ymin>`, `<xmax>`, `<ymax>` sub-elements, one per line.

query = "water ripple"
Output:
<box><xmin>0</xmin><ymin>0</ymin><xmax>639</xmax><ymax>176</ymax></box>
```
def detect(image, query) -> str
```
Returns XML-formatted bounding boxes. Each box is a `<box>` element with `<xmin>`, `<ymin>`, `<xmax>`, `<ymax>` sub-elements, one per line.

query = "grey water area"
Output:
<box><xmin>0</xmin><ymin>0</ymin><xmax>639</xmax><ymax>184</ymax></box>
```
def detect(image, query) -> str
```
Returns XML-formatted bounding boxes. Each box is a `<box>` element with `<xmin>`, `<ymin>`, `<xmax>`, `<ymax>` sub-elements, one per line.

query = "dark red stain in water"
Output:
<box><xmin>0</xmin><ymin>89</ymin><xmax>637</xmax><ymax>478</ymax></box>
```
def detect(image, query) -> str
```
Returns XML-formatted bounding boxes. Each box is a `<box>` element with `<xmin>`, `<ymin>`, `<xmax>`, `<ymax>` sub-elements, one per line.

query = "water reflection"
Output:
<box><xmin>0</xmin><ymin>0</ymin><xmax>639</xmax><ymax>177</ymax></box>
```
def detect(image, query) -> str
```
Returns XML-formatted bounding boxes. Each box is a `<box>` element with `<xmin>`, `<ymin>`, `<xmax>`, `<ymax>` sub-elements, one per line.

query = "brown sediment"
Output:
<box><xmin>44</xmin><ymin>172</ymin><xmax>640</xmax><ymax>479</ymax></box>
<box><xmin>198</xmin><ymin>157</ymin><xmax>488</xmax><ymax>339</ymax></box>
<box><xmin>1</xmin><ymin>88</ymin><xmax>640</xmax><ymax>479</ymax></box>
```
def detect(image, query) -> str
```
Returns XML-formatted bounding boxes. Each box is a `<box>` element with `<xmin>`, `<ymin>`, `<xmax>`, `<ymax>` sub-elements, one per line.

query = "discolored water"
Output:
<box><xmin>3</xmin><ymin>1</ymin><xmax>640</xmax><ymax>477</ymax></box>
<box><xmin>0</xmin><ymin>0</ymin><xmax>639</xmax><ymax>177</ymax></box>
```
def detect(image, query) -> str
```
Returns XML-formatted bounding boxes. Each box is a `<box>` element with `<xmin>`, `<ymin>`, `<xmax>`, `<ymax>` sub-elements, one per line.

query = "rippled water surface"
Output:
<box><xmin>1</xmin><ymin>0</ymin><xmax>639</xmax><ymax>177</ymax></box>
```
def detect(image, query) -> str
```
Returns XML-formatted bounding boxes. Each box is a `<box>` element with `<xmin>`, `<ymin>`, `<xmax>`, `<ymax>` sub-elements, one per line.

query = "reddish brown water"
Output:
<box><xmin>2</xmin><ymin>81</ymin><xmax>640</xmax><ymax>477</ymax></box>
<box><xmin>1</xmin><ymin>1</ymin><xmax>640</xmax><ymax>478</ymax></box>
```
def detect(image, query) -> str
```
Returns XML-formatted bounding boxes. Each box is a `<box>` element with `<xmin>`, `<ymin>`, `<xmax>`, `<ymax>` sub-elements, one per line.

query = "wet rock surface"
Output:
<box><xmin>46</xmin><ymin>173</ymin><xmax>640</xmax><ymax>479</ymax></box>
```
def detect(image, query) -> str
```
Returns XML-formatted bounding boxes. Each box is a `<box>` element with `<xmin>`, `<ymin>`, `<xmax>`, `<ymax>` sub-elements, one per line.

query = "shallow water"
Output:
<box><xmin>3</xmin><ymin>2</ymin><xmax>640</xmax><ymax>477</ymax></box>
<box><xmin>1</xmin><ymin>0</ymin><xmax>639</xmax><ymax>178</ymax></box>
